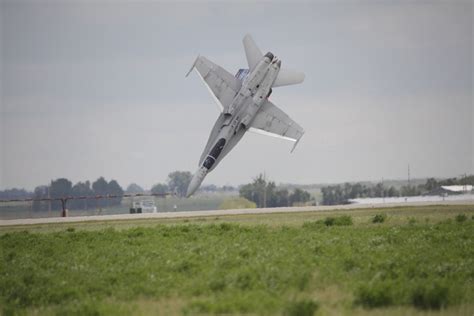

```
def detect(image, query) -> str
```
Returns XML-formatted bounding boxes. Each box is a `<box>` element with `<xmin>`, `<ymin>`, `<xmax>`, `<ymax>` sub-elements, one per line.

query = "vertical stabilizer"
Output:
<box><xmin>273</xmin><ymin>68</ymin><xmax>305</xmax><ymax>87</ymax></box>
<box><xmin>243</xmin><ymin>34</ymin><xmax>263</xmax><ymax>70</ymax></box>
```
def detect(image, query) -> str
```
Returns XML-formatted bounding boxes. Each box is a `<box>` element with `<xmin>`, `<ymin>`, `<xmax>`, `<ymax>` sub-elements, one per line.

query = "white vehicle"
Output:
<box><xmin>130</xmin><ymin>200</ymin><xmax>157</xmax><ymax>214</ymax></box>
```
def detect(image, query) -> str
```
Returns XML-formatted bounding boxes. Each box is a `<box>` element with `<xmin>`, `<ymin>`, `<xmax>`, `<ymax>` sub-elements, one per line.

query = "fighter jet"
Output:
<box><xmin>185</xmin><ymin>34</ymin><xmax>305</xmax><ymax>197</ymax></box>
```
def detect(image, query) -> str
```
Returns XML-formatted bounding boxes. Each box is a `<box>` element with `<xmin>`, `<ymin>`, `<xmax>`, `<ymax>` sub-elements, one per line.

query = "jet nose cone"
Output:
<box><xmin>186</xmin><ymin>183</ymin><xmax>197</xmax><ymax>198</ymax></box>
<box><xmin>186</xmin><ymin>167</ymin><xmax>208</xmax><ymax>197</ymax></box>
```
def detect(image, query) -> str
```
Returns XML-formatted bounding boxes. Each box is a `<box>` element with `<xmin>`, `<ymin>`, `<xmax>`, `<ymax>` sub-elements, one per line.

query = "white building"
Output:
<box><xmin>441</xmin><ymin>185</ymin><xmax>473</xmax><ymax>193</ymax></box>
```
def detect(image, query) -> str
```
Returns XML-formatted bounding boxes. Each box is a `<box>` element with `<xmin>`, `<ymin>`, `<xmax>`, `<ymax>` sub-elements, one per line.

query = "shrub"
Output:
<box><xmin>372</xmin><ymin>214</ymin><xmax>387</xmax><ymax>223</ymax></box>
<box><xmin>455</xmin><ymin>214</ymin><xmax>467</xmax><ymax>223</ymax></box>
<box><xmin>355</xmin><ymin>284</ymin><xmax>393</xmax><ymax>308</ymax></box>
<box><xmin>337</xmin><ymin>215</ymin><xmax>353</xmax><ymax>226</ymax></box>
<box><xmin>411</xmin><ymin>283</ymin><xmax>449</xmax><ymax>310</ymax></box>
<box><xmin>235</xmin><ymin>272</ymin><xmax>254</xmax><ymax>290</ymax></box>
<box><xmin>219</xmin><ymin>223</ymin><xmax>233</xmax><ymax>231</ymax></box>
<box><xmin>324</xmin><ymin>217</ymin><xmax>335</xmax><ymax>226</ymax></box>
<box><xmin>302</xmin><ymin>217</ymin><xmax>353</xmax><ymax>228</ymax></box>
<box><xmin>284</xmin><ymin>299</ymin><xmax>319</xmax><ymax>316</ymax></box>
<box><xmin>209</xmin><ymin>279</ymin><xmax>226</xmax><ymax>292</ymax></box>
<box><xmin>324</xmin><ymin>216</ymin><xmax>353</xmax><ymax>226</ymax></box>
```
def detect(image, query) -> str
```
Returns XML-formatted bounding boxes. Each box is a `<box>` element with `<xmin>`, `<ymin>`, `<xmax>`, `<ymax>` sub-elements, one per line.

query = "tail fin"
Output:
<box><xmin>243</xmin><ymin>34</ymin><xmax>262</xmax><ymax>70</ymax></box>
<box><xmin>243</xmin><ymin>34</ymin><xmax>305</xmax><ymax>87</ymax></box>
<box><xmin>273</xmin><ymin>68</ymin><xmax>305</xmax><ymax>87</ymax></box>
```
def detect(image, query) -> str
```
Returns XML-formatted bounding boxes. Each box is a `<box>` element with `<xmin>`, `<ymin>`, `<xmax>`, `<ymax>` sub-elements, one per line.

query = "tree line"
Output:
<box><xmin>424</xmin><ymin>176</ymin><xmax>474</xmax><ymax>189</ymax></box>
<box><xmin>149</xmin><ymin>171</ymin><xmax>236</xmax><ymax>197</ymax></box>
<box><xmin>0</xmin><ymin>188</ymin><xmax>33</xmax><ymax>200</ymax></box>
<box><xmin>239</xmin><ymin>174</ymin><xmax>312</xmax><ymax>208</ymax></box>
<box><xmin>2</xmin><ymin>173</ymin><xmax>472</xmax><ymax>210</ymax></box>
<box><xmin>32</xmin><ymin>177</ymin><xmax>124</xmax><ymax>212</ymax></box>
<box><xmin>0</xmin><ymin>171</ymin><xmax>194</xmax><ymax>211</ymax></box>
<box><xmin>150</xmin><ymin>171</ymin><xmax>192</xmax><ymax>197</ymax></box>
<box><xmin>321</xmin><ymin>175</ymin><xmax>474</xmax><ymax>205</ymax></box>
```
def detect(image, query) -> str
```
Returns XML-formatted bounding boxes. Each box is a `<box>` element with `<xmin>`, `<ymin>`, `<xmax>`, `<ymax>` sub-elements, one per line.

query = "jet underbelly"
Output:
<box><xmin>198</xmin><ymin>113</ymin><xmax>226</xmax><ymax>166</ymax></box>
<box><xmin>208</xmin><ymin>127</ymin><xmax>246</xmax><ymax>172</ymax></box>
<box><xmin>186</xmin><ymin>34</ymin><xmax>305</xmax><ymax>198</ymax></box>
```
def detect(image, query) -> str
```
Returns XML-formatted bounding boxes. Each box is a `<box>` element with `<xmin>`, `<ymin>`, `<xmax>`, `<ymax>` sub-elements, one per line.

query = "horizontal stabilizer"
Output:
<box><xmin>273</xmin><ymin>68</ymin><xmax>305</xmax><ymax>88</ymax></box>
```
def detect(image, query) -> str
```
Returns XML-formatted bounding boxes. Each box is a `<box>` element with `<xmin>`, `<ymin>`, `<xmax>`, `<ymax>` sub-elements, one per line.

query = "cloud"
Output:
<box><xmin>1</xmin><ymin>1</ymin><xmax>472</xmax><ymax>189</ymax></box>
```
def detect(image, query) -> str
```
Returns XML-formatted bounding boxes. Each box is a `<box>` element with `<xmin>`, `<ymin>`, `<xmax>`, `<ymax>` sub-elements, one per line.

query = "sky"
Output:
<box><xmin>0</xmin><ymin>1</ymin><xmax>472</xmax><ymax>190</ymax></box>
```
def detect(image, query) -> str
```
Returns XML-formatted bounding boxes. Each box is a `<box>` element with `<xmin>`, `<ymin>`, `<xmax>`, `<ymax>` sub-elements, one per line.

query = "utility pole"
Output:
<box><xmin>47</xmin><ymin>182</ymin><xmax>51</xmax><ymax>217</ymax></box>
<box><xmin>382</xmin><ymin>177</ymin><xmax>385</xmax><ymax>203</ymax></box>
<box><xmin>408</xmin><ymin>164</ymin><xmax>411</xmax><ymax>186</ymax></box>
<box><xmin>263</xmin><ymin>171</ymin><xmax>267</xmax><ymax>208</ymax></box>
<box><xmin>459</xmin><ymin>173</ymin><xmax>468</xmax><ymax>193</ymax></box>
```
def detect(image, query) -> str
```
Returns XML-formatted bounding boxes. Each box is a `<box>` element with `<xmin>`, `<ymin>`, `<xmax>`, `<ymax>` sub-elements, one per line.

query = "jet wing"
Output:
<box><xmin>186</xmin><ymin>56</ymin><xmax>241</xmax><ymax>112</ymax></box>
<box><xmin>248</xmin><ymin>100</ymin><xmax>304</xmax><ymax>152</ymax></box>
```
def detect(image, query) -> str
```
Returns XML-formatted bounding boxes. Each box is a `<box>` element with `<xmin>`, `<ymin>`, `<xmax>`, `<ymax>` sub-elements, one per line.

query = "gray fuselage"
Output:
<box><xmin>186</xmin><ymin>52</ymin><xmax>281</xmax><ymax>197</ymax></box>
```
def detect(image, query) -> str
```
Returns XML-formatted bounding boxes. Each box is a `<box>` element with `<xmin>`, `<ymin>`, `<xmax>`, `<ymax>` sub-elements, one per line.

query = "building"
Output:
<box><xmin>425</xmin><ymin>185</ymin><xmax>473</xmax><ymax>196</ymax></box>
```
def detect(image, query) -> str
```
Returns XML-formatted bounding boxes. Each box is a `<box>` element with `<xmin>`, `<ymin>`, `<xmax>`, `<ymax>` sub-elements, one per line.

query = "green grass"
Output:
<box><xmin>1</xmin><ymin>205</ymin><xmax>474</xmax><ymax>315</ymax></box>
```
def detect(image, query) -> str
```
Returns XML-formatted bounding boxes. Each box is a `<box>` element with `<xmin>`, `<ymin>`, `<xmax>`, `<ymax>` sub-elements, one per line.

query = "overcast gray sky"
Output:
<box><xmin>1</xmin><ymin>1</ymin><xmax>472</xmax><ymax>190</ymax></box>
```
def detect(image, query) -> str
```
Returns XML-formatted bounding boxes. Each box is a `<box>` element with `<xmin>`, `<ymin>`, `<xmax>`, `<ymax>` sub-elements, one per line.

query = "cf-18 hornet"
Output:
<box><xmin>185</xmin><ymin>34</ymin><xmax>305</xmax><ymax>197</ymax></box>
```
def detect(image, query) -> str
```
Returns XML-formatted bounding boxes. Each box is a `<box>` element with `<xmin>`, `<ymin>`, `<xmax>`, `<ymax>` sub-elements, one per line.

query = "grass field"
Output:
<box><xmin>1</xmin><ymin>205</ymin><xmax>474</xmax><ymax>315</ymax></box>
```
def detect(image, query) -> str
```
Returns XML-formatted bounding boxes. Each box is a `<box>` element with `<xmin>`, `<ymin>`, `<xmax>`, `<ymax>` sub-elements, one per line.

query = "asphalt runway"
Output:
<box><xmin>1</xmin><ymin>199</ymin><xmax>473</xmax><ymax>227</ymax></box>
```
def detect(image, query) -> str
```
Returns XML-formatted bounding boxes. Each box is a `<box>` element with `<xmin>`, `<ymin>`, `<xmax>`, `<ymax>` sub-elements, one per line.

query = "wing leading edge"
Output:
<box><xmin>186</xmin><ymin>56</ymin><xmax>241</xmax><ymax>112</ymax></box>
<box><xmin>248</xmin><ymin>100</ymin><xmax>304</xmax><ymax>153</ymax></box>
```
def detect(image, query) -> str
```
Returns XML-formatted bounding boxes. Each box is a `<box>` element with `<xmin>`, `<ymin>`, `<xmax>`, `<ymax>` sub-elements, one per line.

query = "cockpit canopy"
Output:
<box><xmin>202</xmin><ymin>138</ymin><xmax>226</xmax><ymax>170</ymax></box>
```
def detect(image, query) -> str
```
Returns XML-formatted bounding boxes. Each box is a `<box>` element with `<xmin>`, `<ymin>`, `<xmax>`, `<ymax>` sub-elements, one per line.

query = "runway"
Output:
<box><xmin>1</xmin><ymin>199</ymin><xmax>473</xmax><ymax>227</ymax></box>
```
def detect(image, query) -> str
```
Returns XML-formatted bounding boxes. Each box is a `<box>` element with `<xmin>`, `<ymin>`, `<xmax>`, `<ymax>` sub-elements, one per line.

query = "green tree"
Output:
<box><xmin>32</xmin><ymin>185</ymin><xmax>49</xmax><ymax>212</ymax></box>
<box><xmin>167</xmin><ymin>171</ymin><xmax>192</xmax><ymax>197</ymax></box>
<box><xmin>239</xmin><ymin>174</ymin><xmax>270</xmax><ymax>208</ymax></box>
<box><xmin>107</xmin><ymin>180</ymin><xmax>124</xmax><ymax>206</ymax></box>
<box><xmin>322</xmin><ymin>185</ymin><xmax>349</xmax><ymax>205</ymax></box>
<box><xmin>70</xmin><ymin>181</ymin><xmax>94</xmax><ymax>210</ymax></box>
<box><xmin>265</xmin><ymin>181</ymin><xmax>277</xmax><ymax>207</ymax></box>
<box><xmin>222</xmin><ymin>185</ymin><xmax>235</xmax><ymax>192</ymax></box>
<box><xmin>239</xmin><ymin>174</ymin><xmax>311</xmax><ymax>208</ymax></box>
<box><xmin>92</xmin><ymin>177</ymin><xmax>108</xmax><ymax>208</ymax></box>
<box><xmin>386</xmin><ymin>186</ymin><xmax>399</xmax><ymax>197</ymax></box>
<box><xmin>151</xmin><ymin>183</ymin><xmax>169</xmax><ymax>195</ymax></box>
<box><xmin>239</xmin><ymin>183</ymin><xmax>260</xmax><ymax>207</ymax></box>
<box><xmin>458</xmin><ymin>175</ymin><xmax>474</xmax><ymax>185</ymax></box>
<box><xmin>0</xmin><ymin>188</ymin><xmax>31</xmax><ymax>199</ymax></box>
<box><xmin>349</xmin><ymin>183</ymin><xmax>364</xmax><ymax>199</ymax></box>
<box><xmin>50</xmin><ymin>178</ymin><xmax>72</xmax><ymax>210</ymax></box>
<box><xmin>424</xmin><ymin>178</ymin><xmax>439</xmax><ymax>191</ymax></box>
<box><xmin>439</xmin><ymin>178</ymin><xmax>456</xmax><ymax>186</ymax></box>
<box><xmin>201</xmin><ymin>184</ymin><xmax>218</xmax><ymax>192</ymax></box>
<box><xmin>400</xmin><ymin>185</ymin><xmax>421</xmax><ymax>197</ymax></box>
<box><xmin>92</xmin><ymin>177</ymin><xmax>108</xmax><ymax>195</ymax></box>
<box><xmin>290</xmin><ymin>188</ymin><xmax>311</xmax><ymax>205</ymax></box>
<box><xmin>126</xmin><ymin>183</ymin><xmax>144</xmax><ymax>194</ymax></box>
<box><xmin>272</xmin><ymin>189</ymin><xmax>289</xmax><ymax>207</ymax></box>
